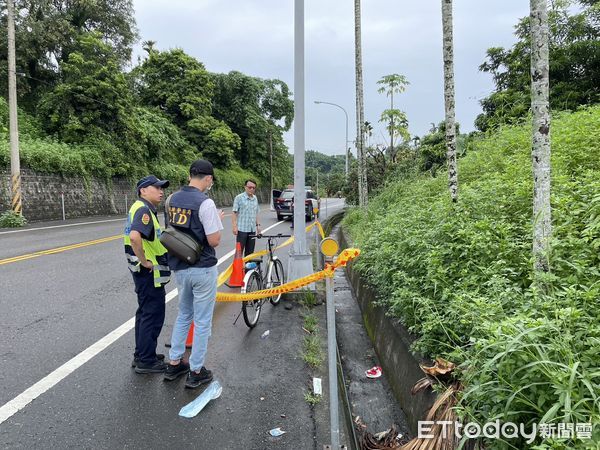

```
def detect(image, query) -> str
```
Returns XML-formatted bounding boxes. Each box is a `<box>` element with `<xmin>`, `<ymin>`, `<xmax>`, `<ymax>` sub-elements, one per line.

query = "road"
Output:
<box><xmin>0</xmin><ymin>198</ymin><xmax>346</xmax><ymax>449</ymax></box>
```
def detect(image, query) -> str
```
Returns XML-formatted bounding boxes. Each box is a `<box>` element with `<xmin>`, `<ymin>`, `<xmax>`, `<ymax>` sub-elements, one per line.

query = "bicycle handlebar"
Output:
<box><xmin>256</xmin><ymin>233</ymin><xmax>292</xmax><ymax>238</ymax></box>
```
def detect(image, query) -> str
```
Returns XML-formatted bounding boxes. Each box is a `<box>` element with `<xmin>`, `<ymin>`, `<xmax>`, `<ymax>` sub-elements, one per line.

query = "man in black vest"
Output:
<box><xmin>163</xmin><ymin>160</ymin><xmax>224</xmax><ymax>388</ymax></box>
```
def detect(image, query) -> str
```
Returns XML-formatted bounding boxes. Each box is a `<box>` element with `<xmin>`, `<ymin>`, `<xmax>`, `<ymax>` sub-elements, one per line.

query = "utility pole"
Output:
<box><xmin>7</xmin><ymin>0</ymin><xmax>22</xmax><ymax>215</ymax></box>
<box><xmin>288</xmin><ymin>0</ymin><xmax>313</xmax><ymax>285</ymax></box>
<box><xmin>269</xmin><ymin>130</ymin><xmax>275</xmax><ymax>211</ymax></box>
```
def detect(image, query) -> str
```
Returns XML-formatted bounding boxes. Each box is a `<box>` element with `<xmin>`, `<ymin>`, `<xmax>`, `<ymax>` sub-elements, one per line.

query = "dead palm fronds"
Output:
<box><xmin>420</xmin><ymin>357</ymin><xmax>456</xmax><ymax>379</ymax></box>
<box><xmin>400</xmin><ymin>382</ymin><xmax>462</xmax><ymax>450</ymax></box>
<box><xmin>354</xmin><ymin>417</ymin><xmax>409</xmax><ymax>450</ymax></box>
<box><xmin>399</xmin><ymin>358</ymin><xmax>481</xmax><ymax>450</ymax></box>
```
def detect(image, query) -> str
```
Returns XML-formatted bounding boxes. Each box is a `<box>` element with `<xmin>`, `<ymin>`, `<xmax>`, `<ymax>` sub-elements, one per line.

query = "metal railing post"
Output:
<box><xmin>325</xmin><ymin>253</ymin><xmax>340</xmax><ymax>448</ymax></box>
<box><xmin>61</xmin><ymin>193</ymin><xmax>66</xmax><ymax>221</ymax></box>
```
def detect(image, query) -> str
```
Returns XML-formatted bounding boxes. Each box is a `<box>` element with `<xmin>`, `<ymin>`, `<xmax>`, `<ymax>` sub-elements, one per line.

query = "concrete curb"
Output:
<box><xmin>337</xmin><ymin>226</ymin><xmax>437</xmax><ymax>436</ymax></box>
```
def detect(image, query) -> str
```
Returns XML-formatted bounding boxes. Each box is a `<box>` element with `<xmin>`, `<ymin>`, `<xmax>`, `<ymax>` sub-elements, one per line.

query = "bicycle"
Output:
<box><xmin>240</xmin><ymin>233</ymin><xmax>290</xmax><ymax>328</ymax></box>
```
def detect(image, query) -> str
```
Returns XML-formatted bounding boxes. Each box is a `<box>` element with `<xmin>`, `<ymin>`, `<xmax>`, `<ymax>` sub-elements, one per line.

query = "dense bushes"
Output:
<box><xmin>0</xmin><ymin>210</ymin><xmax>27</xmax><ymax>227</ymax></box>
<box><xmin>0</xmin><ymin>37</ymin><xmax>293</xmax><ymax>189</ymax></box>
<box><xmin>0</xmin><ymin>96</ymin><xmax>262</xmax><ymax>191</ymax></box>
<box><xmin>343</xmin><ymin>106</ymin><xmax>600</xmax><ymax>448</ymax></box>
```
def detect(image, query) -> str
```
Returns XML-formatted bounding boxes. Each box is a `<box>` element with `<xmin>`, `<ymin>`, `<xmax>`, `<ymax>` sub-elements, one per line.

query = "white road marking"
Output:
<box><xmin>0</xmin><ymin>220</ymin><xmax>285</xmax><ymax>425</ymax></box>
<box><xmin>0</xmin><ymin>218</ymin><xmax>126</xmax><ymax>235</ymax></box>
<box><xmin>0</xmin><ymin>201</ymin><xmax>326</xmax><ymax>236</ymax></box>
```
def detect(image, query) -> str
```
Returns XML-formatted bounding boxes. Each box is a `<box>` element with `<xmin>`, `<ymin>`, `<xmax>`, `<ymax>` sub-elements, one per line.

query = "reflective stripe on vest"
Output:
<box><xmin>124</xmin><ymin>200</ymin><xmax>171</xmax><ymax>287</ymax></box>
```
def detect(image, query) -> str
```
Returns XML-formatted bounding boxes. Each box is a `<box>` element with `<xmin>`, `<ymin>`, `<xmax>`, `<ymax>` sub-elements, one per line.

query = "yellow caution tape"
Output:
<box><xmin>216</xmin><ymin>220</ymin><xmax>326</xmax><ymax>288</ymax></box>
<box><xmin>216</xmin><ymin>248</ymin><xmax>360</xmax><ymax>302</ymax></box>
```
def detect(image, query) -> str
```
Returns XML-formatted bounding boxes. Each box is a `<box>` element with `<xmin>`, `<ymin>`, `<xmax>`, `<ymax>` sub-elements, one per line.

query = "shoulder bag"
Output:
<box><xmin>159</xmin><ymin>194</ymin><xmax>203</xmax><ymax>264</ymax></box>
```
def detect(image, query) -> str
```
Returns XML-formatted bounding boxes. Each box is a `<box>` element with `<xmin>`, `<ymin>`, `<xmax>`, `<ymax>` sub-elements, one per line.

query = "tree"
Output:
<box><xmin>0</xmin><ymin>0</ymin><xmax>138</xmax><ymax>108</ymax></box>
<box><xmin>442</xmin><ymin>0</ymin><xmax>458</xmax><ymax>202</ymax></box>
<box><xmin>141</xmin><ymin>39</ymin><xmax>157</xmax><ymax>55</ymax></box>
<box><xmin>132</xmin><ymin>49</ymin><xmax>213</xmax><ymax>126</ymax></box>
<box><xmin>378</xmin><ymin>109</ymin><xmax>409</xmax><ymax>148</ymax></box>
<box><xmin>530</xmin><ymin>0</ymin><xmax>552</xmax><ymax>276</ymax></box>
<box><xmin>210</xmin><ymin>71</ymin><xmax>293</xmax><ymax>180</ymax></box>
<box><xmin>37</xmin><ymin>32</ymin><xmax>132</xmax><ymax>144</ymax></box>
<box><xmin>376</xmin><ymin>73</ymin><xmax>409</xmax><ymax>152</ymax></box>
<box><xmin>354</xmin><ymin>0</ymin><xmax>368</xmax><ymax>207</ymax></box>
<box><xmin>476</xmin><ymin>0</ymin><xmax>600</xmax><ymax>131</ymax></box>
<box><xmin>305</xmin><ymin>150</ymin><xmax>347</xmax><ymax>197</ymax></box>
<box><xmin>132</xmin><ymin>49</ymin><xmax>240</xmax><ymax>168</ymax></box>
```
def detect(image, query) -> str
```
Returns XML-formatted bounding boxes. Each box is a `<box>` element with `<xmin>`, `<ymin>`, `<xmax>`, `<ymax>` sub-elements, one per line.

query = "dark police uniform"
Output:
<box><xmin>124</xmin><ymin>197</ymin><xmax>170</xmax><ymax>367</ymax></box>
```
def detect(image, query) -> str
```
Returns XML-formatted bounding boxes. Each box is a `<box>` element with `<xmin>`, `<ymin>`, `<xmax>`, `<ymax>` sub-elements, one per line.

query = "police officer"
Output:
<box><xmin>163</xmin><ymin>160</ymin><xmax>224</xmax><ymax>388</ymax></box>
<box><xmin>124</xmin><ymin>175</ymin><xmax>171</xmax><ymax>374</ymax></box>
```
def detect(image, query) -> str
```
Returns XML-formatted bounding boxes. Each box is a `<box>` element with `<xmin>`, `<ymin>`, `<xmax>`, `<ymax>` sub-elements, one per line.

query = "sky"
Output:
<box><xmin>131</xmin><ymin>0</ymin><xmax>530</xmax><ymax>156</ymax></box>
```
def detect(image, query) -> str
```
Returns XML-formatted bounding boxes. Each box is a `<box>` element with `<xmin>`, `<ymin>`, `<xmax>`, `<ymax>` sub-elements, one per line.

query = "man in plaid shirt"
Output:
<box><xmin>232</xmin><ymin>179</ymin><xmax>261</xmax><ymax>256</ymax></box>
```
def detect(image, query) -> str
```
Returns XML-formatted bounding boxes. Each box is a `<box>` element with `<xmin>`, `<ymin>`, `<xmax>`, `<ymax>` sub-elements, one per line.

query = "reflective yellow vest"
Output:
<box><xmin>124</xmin><ymin>200</ymin><xmax>170</xmax><ymax>287</ymax></box>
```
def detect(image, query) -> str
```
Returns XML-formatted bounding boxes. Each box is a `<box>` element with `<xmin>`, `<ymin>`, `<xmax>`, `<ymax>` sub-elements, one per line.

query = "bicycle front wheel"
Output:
<box><xmin>268</xmin><ymin>258</ymin><xmax>285</xmax><ymax>305</ymax></box>
<box><xmin>242</xmin><ymin>271</ymin><xmax>263</xmax><ymax>328</ymax></box>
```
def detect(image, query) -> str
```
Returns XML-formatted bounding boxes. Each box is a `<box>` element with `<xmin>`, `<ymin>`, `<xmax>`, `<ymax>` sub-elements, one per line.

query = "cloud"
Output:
<box><xmin>132</xmin><ymin>0</ymin><xmax>529</xmax><ymax>155</ymax></box>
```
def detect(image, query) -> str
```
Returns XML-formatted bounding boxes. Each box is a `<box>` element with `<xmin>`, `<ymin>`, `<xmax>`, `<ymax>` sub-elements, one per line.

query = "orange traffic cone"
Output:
<box><xmin>228</xmin><ymin>242</ymin><xmax>244</xmax><ymax>287</ymax></box>
<box><xmin>185</xmin><ymin>323</ymin><xmax>194</xmax><ymax>349</ymax></box>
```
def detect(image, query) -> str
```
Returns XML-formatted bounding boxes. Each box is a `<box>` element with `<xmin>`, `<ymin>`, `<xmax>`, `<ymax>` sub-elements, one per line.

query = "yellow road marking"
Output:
<box><xmin>0</xmin><ymin>235</ymin><xmax>123</xmax><ymax>266</ymax></box>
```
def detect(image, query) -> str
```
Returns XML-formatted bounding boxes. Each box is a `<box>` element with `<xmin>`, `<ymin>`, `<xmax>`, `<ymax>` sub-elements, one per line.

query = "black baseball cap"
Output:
<box><xmin>136</xmin><ymin>175</ymin><xmax>170</xmax><ymax>194</ymax></box>
<box><xmin>190</xmin><ymin>159</ymin><xmax>216</xmax><ymax>180</ymax></box>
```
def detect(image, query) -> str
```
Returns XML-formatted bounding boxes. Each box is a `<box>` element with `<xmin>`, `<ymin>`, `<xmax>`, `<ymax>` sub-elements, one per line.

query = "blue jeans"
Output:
<box><xmin>169</xmin><ymin>265</ymin><xmax>218</xmax><ymax>372</ymax></box>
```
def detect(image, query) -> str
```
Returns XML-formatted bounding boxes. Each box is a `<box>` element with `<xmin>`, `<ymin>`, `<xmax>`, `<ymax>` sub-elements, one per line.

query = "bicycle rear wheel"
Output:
<box><xmin>242</xmin><ymin>271</ymin><xmax>263</xmax><ymax>328</ymax></box>
<box><xmin>268</xmin><ymin>258</ymin><xmax>285</xmax><ymax>305</ymax></box>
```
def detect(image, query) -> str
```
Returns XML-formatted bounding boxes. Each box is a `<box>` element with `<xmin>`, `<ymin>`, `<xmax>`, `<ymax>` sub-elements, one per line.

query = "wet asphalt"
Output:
<box><xmin>0</xmin><ymin>198</ymin><xmax>346</xmax><ymax>449</ymax></box>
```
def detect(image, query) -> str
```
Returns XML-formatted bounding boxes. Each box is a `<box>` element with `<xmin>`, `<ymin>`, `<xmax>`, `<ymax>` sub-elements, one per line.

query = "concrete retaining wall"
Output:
<box><xmin>338</xmin><ymin>226</ymin><xmax>436</xmax><ymax>435</ymax></box>
<box><xmin>0</xmin><ymin>169</ymin><xmax>269</xmax><ymax>222</ymax></box>
<box><xmin>0</xmin><ymin>169</ymin><xmax>134</xmax><ymax>221</ymax></box>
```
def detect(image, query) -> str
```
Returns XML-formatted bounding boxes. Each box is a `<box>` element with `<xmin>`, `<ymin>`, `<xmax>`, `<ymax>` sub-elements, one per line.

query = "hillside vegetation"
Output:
<box><xmin>344</xmin><ymin>106</ymin><xmax>600</xmax><ymax>449</ymax></box>
<box><xmin>0</xmin><ymin>2</ymin><xmax>294</xmax><ymax>189</ymax></box>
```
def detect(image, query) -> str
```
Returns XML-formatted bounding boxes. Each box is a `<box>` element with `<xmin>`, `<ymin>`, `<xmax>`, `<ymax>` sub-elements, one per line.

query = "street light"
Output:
<box><xmin>288</xmin><ymin>0</ymin><xmax>313</xmax><ymax>286</ymax></box>
<box><xmin>314</xmin><ymin>100</ymin><xmax>349</xmax><ymax>177</ymax></box>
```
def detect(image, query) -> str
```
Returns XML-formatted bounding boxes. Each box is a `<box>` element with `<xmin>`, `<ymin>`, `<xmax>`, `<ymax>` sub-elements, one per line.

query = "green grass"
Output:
<box><xmin>343</xmin><ymin>106</ymin><xmax>600</xmax><ymax>449</ymax></box>
<box><xmin>302</xmin><ymin>335</ymin><xmax>324</xmax><ymax>369</ymax></box>
<box><xmin>304</xmin><ymin>392</ymin><xmax>322</xmax><ymax>406</ymax></box>
<box><xmin>303</xmin><ymin>312</ymin><xmax>319</xmax><ymax>334</ymax></box>
<box><xmin>300</xmin><ymin>291</ymin><xmax>318</xmax><ymax>308</ymax></box>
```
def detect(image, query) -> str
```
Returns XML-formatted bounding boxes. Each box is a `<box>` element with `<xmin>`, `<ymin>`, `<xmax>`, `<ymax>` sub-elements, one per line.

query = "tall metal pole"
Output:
<box><xmin>314</xmin><ymin>101</ymin><xmax>349</xmax><ymax>178</ymax></box>
<box><xmin>288</xmin><ymin>0</ymin><xmax>313</xmax><ymax>284</ymax></box>
<box><xmin>345</xmin><ymin>121</ymin><xmax>349</xmax><ymax>178</ymax></box>
<box><xmin>326</xmin><ymin>255</ymin><xmax>340</xmax><ymax>448</ymax></box>
<box><xmin>7</xmin><ymin>0</ymin><xmax>22</xmax><ymax>216</ymax></box>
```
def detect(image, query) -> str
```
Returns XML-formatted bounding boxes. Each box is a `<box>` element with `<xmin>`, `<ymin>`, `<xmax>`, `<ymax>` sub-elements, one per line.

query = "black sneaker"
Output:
<box><xmin>164</xmin><ymin>361</ymin><xmax>190</xmax><ymax>381</ymax></box>
<box><xmin>134</xmin><ymin>360</ymin><xmax>167</xmax><ymax>374</ymax></box>
<box><xmin>132</xmin><ymin>353</ymin><xmax>165</xmax><ymax>368</ymax></box>
<box><xmin>185</xmin><ymin>367</ymin><xmax>213</xmax><ymax>389</ymax></box>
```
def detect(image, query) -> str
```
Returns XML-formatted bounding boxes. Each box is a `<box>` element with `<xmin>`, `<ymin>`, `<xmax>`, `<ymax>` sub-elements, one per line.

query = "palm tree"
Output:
<box><xmin>142</xmin><ymin>40</ymin><xmax>157</xmax><ymax>55</ymax></box>
<box><xmin>442</xmin><ymin>0</ymin><xmax>458</xmax><ymax>202</ymax></box>
<box><xmin>354</xmin><ymin>0</ymin><xmax>368</xmax><ymax>207</ymax></box>
<box><xmin>530</xmin><ymin>0</ymin><xmax>552</xmax><ymax>275</ymax></box>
